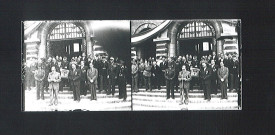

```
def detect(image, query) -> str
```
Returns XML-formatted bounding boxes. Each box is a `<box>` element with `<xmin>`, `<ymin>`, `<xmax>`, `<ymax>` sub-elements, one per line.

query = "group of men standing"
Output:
<box><xmin>131</xmin><ymin>52</ymin><xmax>240</xmax><ymax>105</ymax></box>
<box><xmin>24</xmin><ymin>53</ymin><xmax>128</xmax><ymax>106</ymax></box>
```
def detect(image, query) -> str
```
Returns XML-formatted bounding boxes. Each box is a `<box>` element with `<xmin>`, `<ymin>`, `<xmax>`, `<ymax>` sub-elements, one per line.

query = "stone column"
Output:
<box><xmin>212</xmin><ymin>38</ymin><xmax>217</xmax><ymax>53</ymax></box>
<box><xmin>169</xmin><ymin>43</ymin><xmax>176</xmax><ymax>57</ymax></box>
<box><xmin>86</xmin><ymin>37</ymin><xmax>93</xmax><ymax>58</ymax></box>
<box><xmin>38</xmin><ymin>38</ymin><xmax>46</xmax><ymax>59</ymax></box>
<box><xmin>216</xmin><ymin>39</ymin><xmax>224</xmax><ymax>55</ymax></box>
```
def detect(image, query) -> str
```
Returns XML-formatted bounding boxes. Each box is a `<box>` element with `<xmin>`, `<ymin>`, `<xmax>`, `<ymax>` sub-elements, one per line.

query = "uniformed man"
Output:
<box><xmin>178</xmin><ymin>65</ymin><xmax>191</xmax><ymax>105</ymax></box>
<box><xmin>131</xmin><ymin>59</ymin><xmax>139</xmax><ymax>92</ymax></box>
<box><xmin>143</xmin><ymin>60</ymin><xmax>152</xmax><ymax>91</ymax></box>
<box><xmin>118</xmin><ymin>60</ymin><xmax>128</xmax><ymax>101</ymax></box>
<box><xmin>101</xmin><ymin>57</ymin><xmax>109</xmax><ymax>93</ymax></box>
<box><xmin>48</xmin><ymin>66</ymin><xmax>61</xmax><ymax>106</ymax></box>
<box><xmin>165</xmin><ymin>63</ymin><xmax>176</xmax><ymax>99</ymax></box>
<box><xmin>69</xmin><ymin>63</ymin><xmax>81</xmax><ymax>102</ymax></box>
<box><xmin>138</xmin><ymin>59</ymin><xmax>145</xmax><ymax>88</ymax></box>
<box><xmin>231</xmin><ymin>56</ymin><xmax>239</xmax><ymax>91</ymax></box>
<box><xmin>34</xmin><ymin>64</ymin><xmax>45</xmax><ymax>100</ymax></box>
<box><xmin>108</xmin><ymin>57</ymin><xmax>118</xmax><ymax>96</ymax></box>
<box><xmin>200</xmin><ymin>62</ymin><xmax>212</xmax><ymax>101</ymax></box>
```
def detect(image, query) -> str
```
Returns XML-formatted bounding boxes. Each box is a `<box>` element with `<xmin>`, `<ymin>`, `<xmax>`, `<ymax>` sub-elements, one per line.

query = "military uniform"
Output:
<box><xmin>118</xmin><ymin>64</ymin><xmax>127</xmax><ymax>100</ymax></box>
<box><xmin>131</xmin><ymin>63</ymin><xmax>139</xmax><ymax>92</ymax></box>
<box><xmin>108</xmin><ymin>62</ymin><xmax>118</xmax><ymax>95</ymax></box>
<box><xmin>34</xmin><ymin>67</ymin><xmax>45</xmax><ymax>100</ymax></box>
<box><xmin>101</xmin><ymin>60</ymin><xmax>109</xmax><ymax>92</ymax></box>
<box><xmin>165</xmin><ymin>67</ymin><xmax>176</xmax><ymax>99</ymax></box>
<box><xmin>138</xmin><ymin>62</ymin><xmax>145</xmax><ymax>88</ymax></box>
<box><xmin>143</xmin><ymin>63</ymin><xmax>152</xmax><ymax>91</ymax></box>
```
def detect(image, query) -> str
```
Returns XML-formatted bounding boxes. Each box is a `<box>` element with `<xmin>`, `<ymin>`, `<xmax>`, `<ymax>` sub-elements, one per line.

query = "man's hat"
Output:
<box><xmin>110</xmin><ymin>57</ymin><xmax>114</xmax><ymax>60</ymax></box>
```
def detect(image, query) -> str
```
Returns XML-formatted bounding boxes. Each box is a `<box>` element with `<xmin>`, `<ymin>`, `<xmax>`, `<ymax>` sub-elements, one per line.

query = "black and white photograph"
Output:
<box><xmin>131</xmin><ymin>20</ymin><xmax>242</xmax><ymax>110</ymax></box>
<box><xmin>22</xmin><ymin>20</ymin><xmax>131</xmax><ymax>111</ymax></box>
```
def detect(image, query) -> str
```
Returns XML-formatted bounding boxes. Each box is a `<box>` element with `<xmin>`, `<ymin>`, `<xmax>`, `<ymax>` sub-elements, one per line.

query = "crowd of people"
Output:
<box><xmin>23</xmin><ymin>53</ymin><xmax>128</xmax><ymax>106</ymax></box>
<box><xmin>131</xmin><ymin>52</ymin><xmax>240</xmax><ymax>105</ymax></box>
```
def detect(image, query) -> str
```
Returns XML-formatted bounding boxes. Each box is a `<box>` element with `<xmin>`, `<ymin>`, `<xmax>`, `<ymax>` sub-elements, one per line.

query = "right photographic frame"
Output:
<box><xmin>130</xmin><ymin>19</ymin><xmax>242</xmax><ymax>110</ymax></box>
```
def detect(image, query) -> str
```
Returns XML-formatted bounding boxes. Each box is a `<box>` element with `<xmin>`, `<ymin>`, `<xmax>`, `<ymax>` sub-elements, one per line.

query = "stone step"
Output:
<box><xmin>135</xmin><ymin>88</ymin><xmax>235</xmax><ymax>93</ymax></box>
<box><xmin>133</xmin><ymin>96</ymin><xmax>237</xmax><ymax>103</ymax></box>
<box><xmin>132</xmin><ymin>92</ymin><xmax>238</xmax><ymax>98</ymax></box>
<box><xmin>43</xmin><ymin>94</ymin><xmax>132</xmax><ymax>100</ymax></box>
<box><xmin>46</xmin><ymin>89</ymin><xmax>132</xmax><ymax>95</ymax></box>
<box><xmin>133</xmin><ymin>100</ymin><xmax>238</xmax><ymax>110</ymax></box>
<box><xmin>25</xmin><ymin>98</ymin><xmax>131</xmax><ymax>111</ymax></box>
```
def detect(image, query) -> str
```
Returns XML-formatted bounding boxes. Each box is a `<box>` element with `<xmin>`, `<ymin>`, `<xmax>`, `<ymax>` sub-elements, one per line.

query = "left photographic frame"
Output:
<box><xmin>22</xmin><ymin>20</ymin><xmax>132</xmax><ymax>111</ymax></box>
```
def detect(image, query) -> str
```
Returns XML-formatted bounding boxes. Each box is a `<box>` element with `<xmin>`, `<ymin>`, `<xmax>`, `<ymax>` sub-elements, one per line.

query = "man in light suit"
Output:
<box><xmin>218</xmin><ymin>61</ymin><xmax>229</xmax><ymax>99</ymax></box>
<box><xmin>87</xmin><ymin>62</ymin><xmax>98</xmax><ymax>100</ymax></box>
<box><xmin>178</xmin><ymin>65</ymin><xmax>191</xmax><ymax>105</ymax></box>
<box><xmin>69</xmin><ymin>63</ymin><xmax>81</xmax><ymax>102</ymax></box>
<box><xmin>48</xmin><ymin>66</ymin><xmax>61</xmax><ymax>106</ymax></box>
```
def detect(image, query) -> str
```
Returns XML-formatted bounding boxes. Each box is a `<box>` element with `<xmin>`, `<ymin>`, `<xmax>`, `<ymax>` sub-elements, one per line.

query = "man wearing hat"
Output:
<box><xmin>165</xmin><ymin>62</ymin><xmax>176</xmax><ymax>99</ymax></box>
<box><xmin>34</xmin><ymin>63</ymin><xmax>45</xmax><ymax>100</ymax></box>
<box><xmin>108</xmin><ymin>57</ymin><xmax>118</xmax><ymax>96</ymax></box>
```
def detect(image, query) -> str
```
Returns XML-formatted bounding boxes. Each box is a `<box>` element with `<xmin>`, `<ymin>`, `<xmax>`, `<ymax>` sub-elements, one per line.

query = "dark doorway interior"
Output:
<box><xmin>178</xmin><ymin>38</ymin><xmax>213</xmax><ymax>59</ymax></box>
<box><xmin>49</xmin><ymin>39</ymin><xmax>83</xmax><ymax>60</ymax></box>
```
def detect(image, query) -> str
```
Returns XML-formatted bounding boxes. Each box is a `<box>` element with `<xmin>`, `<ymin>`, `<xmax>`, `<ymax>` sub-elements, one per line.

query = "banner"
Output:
<box><xmin>61</xmin><ymin>69</ymin><xmax>69</xmax><ymax>79</ymax></box>
<box><xmin>190</xmin><ymin>68</ymin><xmax>200</xmax><ymax>77</ymax></box>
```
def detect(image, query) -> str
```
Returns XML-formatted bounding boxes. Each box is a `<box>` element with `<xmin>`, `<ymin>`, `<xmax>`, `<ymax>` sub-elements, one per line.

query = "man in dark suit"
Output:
<box><xmin>151</xmin><ymin>61</ymin><xmax>162</xmax><ymax>90</ymax></box>
<box><xmin>200</xmin><ymin>62</ymin><xmax>212</xmax><ymax>101</ymax></box>
<box><xmin>80</xmin><ymin>61</ymin><xmax>88</xmax><ymax>96</ymax></box>
<box><xmin>69</xmin><ymin>63</ymin><xmax>81</xmax><ymax>102</ymax></box>
<box><xmin>160</xmin><ymin>57</ymin><xmax>168</xmax><ymax>86</ymax></box>
<box><xmin>210</xmin><ymin>59</ymin><xmax>218</xmax><ymax>95</ymax></box>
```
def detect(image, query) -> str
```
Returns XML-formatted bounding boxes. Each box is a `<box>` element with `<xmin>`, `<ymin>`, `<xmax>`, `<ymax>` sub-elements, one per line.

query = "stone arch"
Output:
<box><xmin>134</xmin><ymin>23</ymin><xmax>157</xmax><ymax>35</ymax></box>
<box><xmin>167</xmin><ymin>20</ymin><xmax>222</xmax><ymax>57</ymax></box>
<box><xmin>38</xmin><ymin>21</ymin><xmax>93</xmax><ymax>59</ymax></box>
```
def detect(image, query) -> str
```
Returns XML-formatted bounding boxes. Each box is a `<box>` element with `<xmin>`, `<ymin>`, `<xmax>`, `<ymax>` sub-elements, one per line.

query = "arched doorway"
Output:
<box><xmin>38</xmin><ymin>21</ymin><xmax>93</xmax><ymax>59</ymax></box>
<box><xmin>134</xmin><ymin>28</ymin><xmax>157</xmax><ymax>60</ymax></box>
<box><xmin>177</xmin><ymin>21</ymin><xmax>215</xmax><ymax>59</ymax></box>
<box><xmin>168</xmin><ymin>20</ymin><xmax>222</xmax><ymax>57</ymax></box>
<box><xmin>46</xmin><ymin>23</ymin><xmax>86</xmax><ymax>60</ymax></box>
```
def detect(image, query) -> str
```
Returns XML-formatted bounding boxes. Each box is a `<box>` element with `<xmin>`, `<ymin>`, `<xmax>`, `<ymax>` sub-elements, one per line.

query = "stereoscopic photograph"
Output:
<box><xmin>131</xmin><ymin>20</ymin><xmax>242</xmax><ymax>110</ymax></box>
<box><xmin>22</xmin><ymin>20</ymin><xmax>131</xmax><ymax>111</ymax></box>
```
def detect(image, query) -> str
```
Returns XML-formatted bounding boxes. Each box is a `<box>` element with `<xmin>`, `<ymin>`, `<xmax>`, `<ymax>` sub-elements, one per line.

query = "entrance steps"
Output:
<box><xmin>24</xmin><ymin>85</ymin><xmax>132</xmax><ymax>111</ymax></box>
<box><xmin>132</xmin><ymin>87</ymin><xmax>239</xmax><ymax>111</ymax></box>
